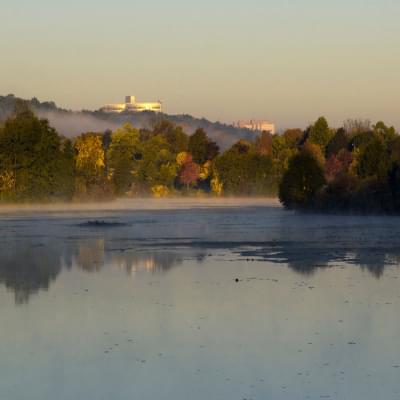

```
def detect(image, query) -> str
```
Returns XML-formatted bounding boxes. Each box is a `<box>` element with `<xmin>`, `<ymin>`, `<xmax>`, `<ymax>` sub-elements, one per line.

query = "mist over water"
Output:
<box><xmin>1</xmin><ymin>200</ymin><xmax>400</xmax><ymax>399</ymax></box>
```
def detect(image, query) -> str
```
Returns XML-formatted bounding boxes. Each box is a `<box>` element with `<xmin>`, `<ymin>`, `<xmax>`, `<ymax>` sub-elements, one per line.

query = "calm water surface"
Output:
<box><xmin>1</xmin><ymin>201</ymin><xmax>400</xmax><ymax>400</ymax></box>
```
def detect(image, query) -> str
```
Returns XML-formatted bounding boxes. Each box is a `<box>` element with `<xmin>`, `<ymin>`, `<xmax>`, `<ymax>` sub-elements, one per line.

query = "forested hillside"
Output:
<box><xmin>0</xmin><ymin>94</ymin><xmax>254</xmax><ymax>149</ymax></box>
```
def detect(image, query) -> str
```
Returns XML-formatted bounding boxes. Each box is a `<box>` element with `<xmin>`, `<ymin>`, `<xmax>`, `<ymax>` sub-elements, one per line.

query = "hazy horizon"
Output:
<box><xmin>1</xmin><ymin>0</ymin><xmax>399</xmax><ymax>130</ymax></box>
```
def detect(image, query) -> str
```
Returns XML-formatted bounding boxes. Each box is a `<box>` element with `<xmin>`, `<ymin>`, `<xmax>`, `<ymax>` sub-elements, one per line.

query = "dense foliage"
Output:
<box><xmin>279</xmin><ymin>117</ymin><xmax>400</xmax><ymax>214</ymax></box>
<box><xmin>0</xmin><ymin>103</ymin><xmax>74</xmax><ymax>201</ymax></box>
<box><xmin>279</xmin><ymin>151</ymin><xmax>326</xmax><ymax>209</ymax></box>
<box><xmin>0</xmin><ymin>104</ymin><xmax>282</xmax><ymax>202</ymax></box>
<box><xmin>1</xmin><ymin>102</ymin><xmax>399</xmax><ymax>214</ymax></box>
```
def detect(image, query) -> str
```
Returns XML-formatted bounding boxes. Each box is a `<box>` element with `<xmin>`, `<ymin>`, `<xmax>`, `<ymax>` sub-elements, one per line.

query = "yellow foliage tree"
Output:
<box><xmin>211</xmin><ymin>172</ymin><xmax>223</xmax><ymax>196</ymax></box>
<box><xmin>0</xmin><ymin>170</ymin><xmax>15</xmax><ymax>198</ymax></box>
<box><xmin>199</xmin><ymin>161</ymin><xmax>211</xmax><ymax>180</ymax></box>
<box><xmin>151</xmin><ymin>185</ymin><xmax>170</xmax><ymax>198</ymax></box>
<box><xmin>176</xmin><ymin>151</ymin><xmax>190</xmax><ymax>167</ymax></box>
<box><xmin>75</xmin><ymin>133</ymin><xmax>105</xmax><ymax>184</ymax></box>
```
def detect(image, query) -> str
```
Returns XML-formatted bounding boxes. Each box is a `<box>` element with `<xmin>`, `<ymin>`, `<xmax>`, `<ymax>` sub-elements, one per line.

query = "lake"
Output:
<box><xmin>1</xmin><ymin>199</ymin><xmax>400</xmax><ymax>400</ymax></box>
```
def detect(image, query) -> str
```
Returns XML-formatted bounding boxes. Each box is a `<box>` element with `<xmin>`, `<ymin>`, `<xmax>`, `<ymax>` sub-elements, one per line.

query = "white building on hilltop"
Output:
<box><xmin>101</xmin><ymin>96</ymin><xmax>162</xmax><ymax>113</ymax></box>
<box><xmin>236</xmin><ymin>120</ymin><xmax>275</xmax><ymax>134</ymax></box>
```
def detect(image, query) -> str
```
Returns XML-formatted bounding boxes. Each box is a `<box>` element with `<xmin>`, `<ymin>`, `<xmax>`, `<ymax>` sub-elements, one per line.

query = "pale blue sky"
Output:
<box><xmin>0</xmin><ymin>0</ymin><xmax>399</xmax><ymax>129</ymax></box>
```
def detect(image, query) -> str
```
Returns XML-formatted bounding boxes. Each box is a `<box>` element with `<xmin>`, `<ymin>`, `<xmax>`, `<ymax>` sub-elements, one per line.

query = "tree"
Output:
<box><xmin>308</xmin><ymin>117</ymin><xmax>333</xmax><ymax>150</ymax></box>
<box><xmin>230</xmin><ymin>139</ymin><xmax>253</xmax><ymax>154</ymax></box>
<box><xmin>343</xmin><ymin>119</ymin><xmax>371</xmax><ymax>136</ymax></box>
<box><xmin>107</xmin><ymin>123</ymin><xmax>140</xmax><ymax>195</ymax></box>
<box><xmin>256</xmin><ymin>131</ymin><xmax>273</xmax><ymax>156</ymax></box>
<box><xmin>0</xmin><ymin>106</ymin><xmax>71</xmax><ymax>201</ymax></box>
<box><xmin>179</xmin><ymin>154</ymin><xmax>200</xmax><ymax>188</ymax></box>
<box><xmin>303</xmin><ymin>142</ymin><xmax>325</xmax><ymax>167</ymax></box>
<box><xmin>75</xmin><ymin>133</ymin><xmax>105</xmax><ymax>183</ymax></box>
<box><xmin>279</xmin><ymin>150</ymin><xmax>326</xmax><ymax>209</ymax></box>
<box><xmin>214</xmin><ymin>144</ymin><xmax>275</xmax><ymax>195</ymax></box>
<box><xmin>283</xmin><ymin>129</ymin><xmax>303</xmax><ymax>147</ymax></box>
<box><xmin>388</xmin><ymin>162</ymin><xmax>400</xmax><ymax>211</ymax></box>
<box><xmin>349</xmin><ymin>130</ymin><xmax>375</xmax><ymax>151</ymax></box>
<box><xmin>373</xmin><ymin>121</ymin><xmax>396</xmax><ymax>142</ymax></box>
<box><xmin>188</xmin><ymin>128</ymin><xmax>220</xmax><ymax>164</ymax></box>
<box><xmin>356</xmin><ymin>134</ymin><xmax>388</xmax><ymax>180</ymax></box>
<box><xmin>56</xmin><ymin>138</ymin><xmax>75</xmax><ymax>200</ymax></box>
<box><xmin>206</xmin><ymin>138</ymin><xmax>220</xmax><ymax>161</ymax></box>
<box><xmin>189</xmin><ymin>128</ymin><xmax>209</xmax><ymax>164</ymax></box>
<box><xmin>325</xmin><ymin>128</ymin><xmax>348</xmax><ymax>158</ymax></box>
<box><xmin>153</xmin><ymin>120</ymin><xmax>189</xmax><ymax>154</ymax></box>
<box><xmin>325</xmin><ymin>154</ymin><xmax>343</xmax><ymax>182</ymax></box>
<box><xmin>131</xmin><ymin>135</ymin><xmax>177</xmax><ymax>192</ymax></box>
<box><xmin>337</xmin><ymin>149</ymin><xmax>352</xmax><ymax>172</ymax></box>
<box><xmin>271</xmin><ymin>134</ymin><xmax>299</xmax><ymax>178</ymax></box>
<box><xmin>74</xmin><ymin>132</ymin><xmax>107</xmax><ymax>197</ymax></box>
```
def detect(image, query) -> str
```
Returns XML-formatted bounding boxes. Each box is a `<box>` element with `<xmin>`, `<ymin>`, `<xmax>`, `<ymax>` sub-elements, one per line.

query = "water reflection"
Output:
<box><xmin>237</xmin><ymin>242</ymin><xmax>398</xmax><ymax>278</ymax></box>
<box><xmin>0</xmin><ymin>238</ymin><xmax>67</xmax><ymax>304</ymax></box>
<box><xmin>1</xmin><ymin>207</ymin><xmax>400</xmax><ymax>305</ymax></box>
<box><xmin>76</xmin><ymin>239</ymin><xmax>105</xmax><ymax>272</ymax></box>
<box><xmin>111</xmin><ymin>251</ymin><xmax>184</xmax><ymax>274</ymax></box>
<box><xmin>1</xmin><ymin>233</ymin><xmax>400</xmax><ymax>305</ymax></box>
<box><xmin>0</xmin><ymin>237</ymin><xmax>190</xmax><ymax>305</ymax></box>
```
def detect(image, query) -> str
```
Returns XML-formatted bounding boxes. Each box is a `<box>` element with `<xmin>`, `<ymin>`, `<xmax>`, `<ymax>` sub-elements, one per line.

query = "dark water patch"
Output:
<box><xmin>78</xmin><ymin>220</ymin><xmax>129</xmax><ymax>228</ymax></box>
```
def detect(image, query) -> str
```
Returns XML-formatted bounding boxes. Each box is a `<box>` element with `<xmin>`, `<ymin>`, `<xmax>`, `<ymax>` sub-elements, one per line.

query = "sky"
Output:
<box><xmin>0</xmin><ymin>0</ymin><xmax>399</xmax><ymax>130</ymax></box>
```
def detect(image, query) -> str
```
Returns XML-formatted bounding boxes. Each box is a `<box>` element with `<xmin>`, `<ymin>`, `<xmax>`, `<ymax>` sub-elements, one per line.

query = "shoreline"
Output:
<box><xmin>0</xmin><ymin>197</ymin><xmax>281</xmax><ymax>214</ymax></box>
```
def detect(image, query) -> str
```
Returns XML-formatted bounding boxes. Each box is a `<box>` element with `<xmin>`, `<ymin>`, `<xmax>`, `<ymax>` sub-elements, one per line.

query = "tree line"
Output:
<box><xmin>0</xmin><ymin>102</ymin><xmax>281</xmax><ymax>202</ymax></box>
<box><xmin>1</xmin><ymin>101</ymin><xmax>399</xmax><ymax>213</ymax></box>
<box><xmin>279</xmin><ymin>117</ymin><xmax>400</xmax><ymax>214</ymax></box>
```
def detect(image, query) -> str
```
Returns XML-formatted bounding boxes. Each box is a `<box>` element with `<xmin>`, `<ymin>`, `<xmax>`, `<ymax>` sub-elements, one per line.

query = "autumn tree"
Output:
<box><xmin>178</xmin><ymin>154</ymin><xmax>200</xmax><ymax>189</ymax></box>
<box><xmin>74</xmin><ymin>132</ymin><xmax>107</xmax><ymax>197</ymax></box>
<box><xmin>325</xmin><ymin>154</ymin><xmax>343</xmax><ymax>182</ymax></box>
<box><xmin>325</xmin><ymin>128</ymin><xmax>348</xmax><ymax>158</ymax></box>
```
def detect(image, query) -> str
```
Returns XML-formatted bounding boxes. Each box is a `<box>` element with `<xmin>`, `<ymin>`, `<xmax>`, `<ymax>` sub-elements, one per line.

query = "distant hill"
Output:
<box><xmin>0</xmin><ymin>94</ymin><xmax>257</xmax><ymax>149</ymax></box>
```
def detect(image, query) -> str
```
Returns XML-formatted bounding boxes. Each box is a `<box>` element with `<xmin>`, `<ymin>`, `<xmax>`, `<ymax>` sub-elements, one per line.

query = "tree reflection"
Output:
<box><xmin>0</xmin><ymin>237</ymin><xmax>189</xmax><ymax>305</ymax></box>
<box><xmin>110</xmin><ymin>251</ymin><xmax>184</xmax><ymax>274</ymax></box>
<box><xmin>0</xmin><ymin>238</ymin><xmax>66</xmax><ymax>305</ymax></box>
<box><xmin>75</xmin><ymin>239</ymin><xmax>105</xmax><ymax>272</ymax></box>
<box><xmin>238</xmin><ymin>242</ymin><xmax>396</xmax><ymax>278</ymax></box>
<box><xmin>1</xmin><ymin>234</ymin><xmax>400</xmax><ymax>305</ymax></box>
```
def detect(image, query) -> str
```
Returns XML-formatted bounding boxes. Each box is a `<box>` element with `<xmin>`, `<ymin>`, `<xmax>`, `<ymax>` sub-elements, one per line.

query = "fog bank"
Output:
<box><xmin>0</xmin><ymin>197</ymin><xmax>280</xmax><ymax>215</ymax></box>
